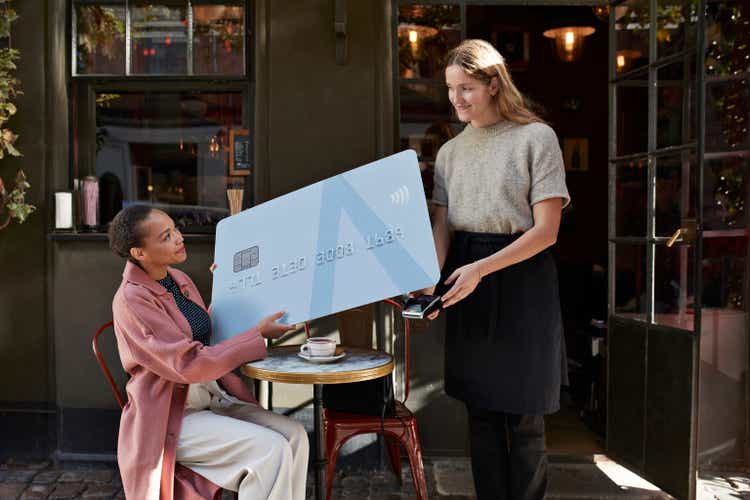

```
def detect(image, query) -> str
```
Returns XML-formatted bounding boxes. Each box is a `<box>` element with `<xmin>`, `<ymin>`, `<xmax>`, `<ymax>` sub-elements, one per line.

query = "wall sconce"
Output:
<box><xmin>543</xmin><ymin>26</ymin><xmax>595</xmax><ymax>62</ymax></box>
<box><xmin>209</xmin><ymin>136</ymin><xmax>220</xmax><ymax>159</ymax></box>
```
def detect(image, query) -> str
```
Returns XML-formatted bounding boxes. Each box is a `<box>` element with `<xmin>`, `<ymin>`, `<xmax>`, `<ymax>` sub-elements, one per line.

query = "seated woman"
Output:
<box><xmin>109</xmin><ymin>205</ymin><xmax>309</xmax><ymax>500</ymax></box>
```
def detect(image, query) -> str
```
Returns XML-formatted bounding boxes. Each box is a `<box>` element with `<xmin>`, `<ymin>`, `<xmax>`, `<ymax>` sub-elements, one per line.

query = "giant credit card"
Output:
<box><xmin>210</xmin><ymin>150</ymin><xmax>440</xmax><ymax>343</ymax></box>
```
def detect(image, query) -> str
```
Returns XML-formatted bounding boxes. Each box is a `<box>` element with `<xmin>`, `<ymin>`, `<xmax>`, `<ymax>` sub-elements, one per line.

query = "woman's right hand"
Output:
<box><xmin>257</xmin><ymin>311</ymin><xmax>295</xmax><ymax>340</ymax></box>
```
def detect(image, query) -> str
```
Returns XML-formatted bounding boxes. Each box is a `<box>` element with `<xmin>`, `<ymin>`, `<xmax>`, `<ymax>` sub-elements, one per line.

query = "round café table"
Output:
<box><xmin>241</xmin><ymin>345</ymin><xmax>394</xmax><ymax>500</ymax></box>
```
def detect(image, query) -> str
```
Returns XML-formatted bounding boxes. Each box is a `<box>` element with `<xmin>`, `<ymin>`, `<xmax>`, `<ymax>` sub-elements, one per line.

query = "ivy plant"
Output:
<box><xmin>0</xmin><ymin>0</ymin><xmax>34</xmax><ymax>230</ymax></box>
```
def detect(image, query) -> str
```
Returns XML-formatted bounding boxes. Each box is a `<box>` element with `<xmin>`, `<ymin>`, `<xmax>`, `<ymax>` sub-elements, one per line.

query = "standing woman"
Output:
<box><xmin>109</xmin><ymin>205</ymin><xmax>309</xmax><ymax>500</ymax></box>
<box><xmin>425</xmin><ymin>39</ymin><xmax>570</xmax><ymax>500</ymax></box>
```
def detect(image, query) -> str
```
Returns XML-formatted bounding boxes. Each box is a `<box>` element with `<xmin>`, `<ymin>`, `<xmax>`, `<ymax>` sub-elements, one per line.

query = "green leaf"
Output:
<box><xmin>5</xmin><ymin>141</ymin><xmax>20</xmax><ymax>156</ymax></box>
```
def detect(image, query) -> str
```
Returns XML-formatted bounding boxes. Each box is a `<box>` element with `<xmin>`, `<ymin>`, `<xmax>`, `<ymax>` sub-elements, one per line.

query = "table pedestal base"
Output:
<box><xmin>313</xmin><ymin>384</ymin><xmax>326</xmax><ymax>500</ymax></box>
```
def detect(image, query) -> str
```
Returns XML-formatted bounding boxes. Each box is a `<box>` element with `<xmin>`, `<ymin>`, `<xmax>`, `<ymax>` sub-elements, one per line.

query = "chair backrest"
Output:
<box><xmin>305</xmin><ymin>299</ymin><xmax>412</xmax><ymax>403</ymax></box>
<box><xmin>92</xmin><ymin>321</ymin><xmax>126</xmax><ymax>409</ymax></box>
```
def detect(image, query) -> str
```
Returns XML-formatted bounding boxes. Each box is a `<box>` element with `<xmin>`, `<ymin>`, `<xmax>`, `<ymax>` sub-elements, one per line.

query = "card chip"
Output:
<box><xmin>233</xmin><ymin>246</ymin><xmax>259</xmax><ymax>272</ymax></box>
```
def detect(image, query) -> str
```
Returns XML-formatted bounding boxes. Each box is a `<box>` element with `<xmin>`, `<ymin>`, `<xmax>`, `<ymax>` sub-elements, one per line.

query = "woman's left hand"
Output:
<box><xmin>441</xmin><ymin>261</ymin><xmax>483</xmax><ymax>308</ymax></box>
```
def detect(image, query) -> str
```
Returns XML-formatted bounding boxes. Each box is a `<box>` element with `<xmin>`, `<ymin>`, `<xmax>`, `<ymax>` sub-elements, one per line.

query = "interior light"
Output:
<box><xmin>543</xmin><ymin>26</ymin><xmax>595</xmax><ymax>62</ymax></box>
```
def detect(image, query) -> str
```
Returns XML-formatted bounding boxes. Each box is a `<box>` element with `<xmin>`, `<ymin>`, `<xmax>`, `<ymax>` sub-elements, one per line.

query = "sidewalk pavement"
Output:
<box><xmin>1</xmin><ymin>454</ymin><xmax>747</xmax><ymax>499</ymax></box>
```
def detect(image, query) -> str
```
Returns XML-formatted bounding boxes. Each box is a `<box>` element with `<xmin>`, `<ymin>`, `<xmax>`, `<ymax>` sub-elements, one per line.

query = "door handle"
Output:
<box><xmin>667</xmin><ymin>228</ymin><xmax>686</xmax><ymax>247</ymax></box>
<box><xmin>666</xmin><ymin>218</ymin><xmax>697</xmax><ymax>247</ymax></box>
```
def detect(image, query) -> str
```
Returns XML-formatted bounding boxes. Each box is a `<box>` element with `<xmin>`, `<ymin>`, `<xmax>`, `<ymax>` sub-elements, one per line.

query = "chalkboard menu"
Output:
<box><xmin>229</xmin><ymin>128</ymin><xmax>252</xmax><ymax>176</ymax></box>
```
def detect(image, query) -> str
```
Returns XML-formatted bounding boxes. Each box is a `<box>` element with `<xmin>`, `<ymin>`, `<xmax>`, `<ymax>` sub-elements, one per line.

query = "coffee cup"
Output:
<box><xmin>300</xmin><ymin>337</ymin><xmax>337</xmax><ymax>357</ymax></box>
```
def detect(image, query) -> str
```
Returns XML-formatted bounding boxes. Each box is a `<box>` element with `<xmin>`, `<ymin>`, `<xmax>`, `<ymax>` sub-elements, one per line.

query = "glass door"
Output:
<box><xmin>607</xmin><ymin>1</ymin><xmax>701</xmax><ymax>498</ymax></box>
<box><xmin>609</xmin><ymin>0</ymin><xmax>750</xmax><ymax>497</ymax></box>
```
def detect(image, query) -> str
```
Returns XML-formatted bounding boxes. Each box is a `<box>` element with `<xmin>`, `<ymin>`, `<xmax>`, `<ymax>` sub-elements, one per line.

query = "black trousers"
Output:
<box><xmin>468</xmin><ymin>406</ymin><xmax>548</xmax><ymax>500</ymax></box>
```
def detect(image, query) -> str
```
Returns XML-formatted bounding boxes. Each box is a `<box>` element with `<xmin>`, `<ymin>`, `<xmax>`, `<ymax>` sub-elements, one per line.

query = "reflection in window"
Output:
<box><xmin>653</xmin><ymin>245</ymin><xmax>694</xmax><ymax>330</ymax></box>
<box><xmin>704</xmin><ymin>156</ymin><xmax>748</xmax><ymax>230</ymax></box>
<box><xmin>655</xmin><ymin>154</ymin><xmax>696</xmax><ymax>237</ymax></box>
<box><xmin>657</xmin><ymin>61</ymin><xmax>696</xmax><ymax>149</ymax></box>
<box><xmin>614</xmin><ymin>0</ymin><xmax>649</xmax><ymax>73</ymax></box>
<box><xmin>94</xmin><ymin>92</ymin><xmax>244</xmax><ymax>232</ymax></box>
<box><xmin>616</xmin><ymin>79</ymin><xmax>649</xmax><ymax>156</ymax></box>
<box><xmin>398</xmin><ymin>5</ymin><xmax>461</xmax><ymax>80</ymax></box>
<box><xmin>131</xmin><ymin>3</ymin><xmax>189</xmax><ymax>75</ymax></box>
<box><xmin>73</xmin><ymin>1</ymin><xmax>246</xmax><ymax>76</ymax></box>
<box><xmin>656</xmin><ymin>0</ymin><xmax>698</xmax><ymax>59</ymax></box>
<box><xmin>74</xmin><ymin>4</ymin><xmax>126</xmax><ymax>75</ymax></box>
<box><xmin>193</xmin><ymin>3</ymin><xmax>245</xmax><ymax>75</ymax></box>
<box><xmin>705</xmin><ymin>1</ymin><xmax>750</xmax><ymax>152</ymax></box>
<box><xmin>614</xmin><ymin>243</ymin><xmax>647</xmax><ymax>321</ymax></box>
<box><xmin>615</xmin><ymin>159</ymin><xmax>648</xmax><ymax>237</ymax></box>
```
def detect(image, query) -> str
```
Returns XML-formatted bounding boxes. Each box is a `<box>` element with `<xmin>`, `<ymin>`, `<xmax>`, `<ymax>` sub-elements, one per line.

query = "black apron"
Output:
<box><xmin>439</xmin><ymin>231</ymin><xmax>568</xmax><ymax>416</ymax></box>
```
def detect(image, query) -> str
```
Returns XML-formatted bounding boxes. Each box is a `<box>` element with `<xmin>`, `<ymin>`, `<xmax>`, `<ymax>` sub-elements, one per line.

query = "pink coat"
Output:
<box><xmin>112</xmin><ymin>261</ymin><xmax>268</xmax><ymax>500</ymax></box>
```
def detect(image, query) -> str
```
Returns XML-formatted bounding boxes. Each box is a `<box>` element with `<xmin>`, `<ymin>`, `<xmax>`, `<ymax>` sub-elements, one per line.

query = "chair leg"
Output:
<box><xmin>385</xmin><ymin>436</ymin><xmax>402</xmax><ymax>482</ymax></box>
<box><xmin>403</xmin><ymin>425</ymin><xmax>428</xmax><ymax>500</ymax></box>
<box><xmin>325</xmin><ymin>427</ymin><xmax>358</xmax><ymax>500</ymax></box>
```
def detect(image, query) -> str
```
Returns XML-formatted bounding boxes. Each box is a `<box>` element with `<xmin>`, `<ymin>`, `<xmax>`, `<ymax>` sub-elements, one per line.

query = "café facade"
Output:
<box><xmin>0</xmin><ymin>1</ymin><xmax>748</xmax><ymax>498</ymax></box>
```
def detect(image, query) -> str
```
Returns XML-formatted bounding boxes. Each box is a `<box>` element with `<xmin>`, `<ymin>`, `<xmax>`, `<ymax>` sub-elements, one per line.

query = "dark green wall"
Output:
<box><xmin>0</xmin><ymin>0</ymin><xmax>52</xmax><ymax>404</ymax></box>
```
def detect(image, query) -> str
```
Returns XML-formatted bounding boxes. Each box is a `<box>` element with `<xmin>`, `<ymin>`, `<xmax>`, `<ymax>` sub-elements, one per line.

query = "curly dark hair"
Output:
<box><xmin>108</xmin><ymin>205</ymin><xmax>154</xmax><ymax>262</ymax></box>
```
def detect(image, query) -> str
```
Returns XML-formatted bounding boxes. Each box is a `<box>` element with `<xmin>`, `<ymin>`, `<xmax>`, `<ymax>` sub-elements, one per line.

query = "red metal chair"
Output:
<box><xmin>92</xmin><ymin>321</ymin><xmax>233</xmax><ymax>500</ymax></box>
<box><xmin>306</xmin><ymin>299</ymin><xmax>428</xmax><ymax>500</ymax></box>
<box><xmin>92</xmin><ymin>321</ymin><xmax>126</xmax><ymax>409</ymax></box>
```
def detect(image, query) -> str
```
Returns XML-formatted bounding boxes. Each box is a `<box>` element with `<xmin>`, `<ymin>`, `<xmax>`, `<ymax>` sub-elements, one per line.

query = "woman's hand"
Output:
<box><xmin>257</xmin><ymin>311</ymin><xmax>295</xmax><ymax>340</ymax></box>
<box><xmin>408</xmin><ymin>286</ymin><xmax>442</xmax><ymax>320</ymax></box>
<box><xmin>441</xmin><ymin>261</ymin><xmax>483</xmax><ymax>308</ymax></box>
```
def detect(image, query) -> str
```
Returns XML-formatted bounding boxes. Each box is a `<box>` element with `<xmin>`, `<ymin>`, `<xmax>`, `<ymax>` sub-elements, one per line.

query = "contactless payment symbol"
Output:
<box><xmin>389</xmin><ymin>185</ymin><xmax>410</xmax><ymax>206</ymax></box>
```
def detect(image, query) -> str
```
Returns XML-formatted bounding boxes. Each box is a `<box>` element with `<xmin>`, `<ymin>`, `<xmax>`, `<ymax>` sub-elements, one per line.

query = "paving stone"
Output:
<box><xmin>58</xmin><ymin>471</ymin><xmax>85</xmax><ymax>483</ymax></box>
<box><xmin>31</xmin><ymin>471</ymin><xmax>61</xmax><ymax>485</ymax></box>
<box><xmin>83</xmin><ymin>470</ymin><xmax>114</xmax><ymax>484</ymax></box>
<box><xmin>433</xmin><ymin>460</ymin><xmax>475</xmax><ymax>497</ymax></box>
<box><xmin>4</xmin><ymin>471</ymin><xmax>37</xmax><ymax>484</ymax></box>
<box><xmin>341</xmin><ymin>475</ymin><xmax>369</xmax><ymax>489</ymax></box>
<box><xmin>48</xmin><ymin>482</ymin><xmax>85</xmax><ymax>499</ymax></box>
<box><xmin>19</xmin><ymin>483</ymin><xmax>55</xmax><ymax>499</ymax></box>
<box><xmin>81</xmin><ymin>483</ymin><xmax>119</xmax><ymax>498</ymax></box>
<box><xmin>3</xmin><ymin>460</ymin><xmax>50</xmax><ymax>471</ymax></box>
<box><xmin>0</xmin><ymin>483</ymin><xmax>27</xmax><ymax>499</ymax></box>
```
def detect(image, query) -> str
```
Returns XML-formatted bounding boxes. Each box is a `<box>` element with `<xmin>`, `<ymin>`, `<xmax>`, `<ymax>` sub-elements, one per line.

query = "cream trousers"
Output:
<box><xmin>177</xmin><ymin>380</ymin><xmax>309</xmax><ymax>500</ymax></box>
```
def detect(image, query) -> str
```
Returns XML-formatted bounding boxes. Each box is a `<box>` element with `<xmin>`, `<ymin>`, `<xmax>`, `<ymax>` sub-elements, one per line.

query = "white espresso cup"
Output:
<box><xmin>300</xmin><ymin>337</ymin><xmax>337</xmax><ymax>357</ymax></box>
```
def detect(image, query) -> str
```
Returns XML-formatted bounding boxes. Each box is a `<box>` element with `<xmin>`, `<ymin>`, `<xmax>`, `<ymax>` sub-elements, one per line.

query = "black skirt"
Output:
<box><xmin>439</xmin><ymin>231</ymin><xmax>567</xmax><ymax>416</ymax></box>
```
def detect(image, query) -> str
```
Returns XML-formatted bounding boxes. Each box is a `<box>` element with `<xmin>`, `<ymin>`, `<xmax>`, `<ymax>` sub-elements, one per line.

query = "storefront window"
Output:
<box><xmin>73</xmin><ymin>1</ymin><xmax>245</xmax><ymax>76</ymax></box>
<box><xmin>93</xmin><ymin>91</ymin><xmax>244</xmax><ymax>231</ymax></box>
<box><xmin>72</xmin><ymin>1</ymin><xmax>251</xmax><ymax>233</ymax></box>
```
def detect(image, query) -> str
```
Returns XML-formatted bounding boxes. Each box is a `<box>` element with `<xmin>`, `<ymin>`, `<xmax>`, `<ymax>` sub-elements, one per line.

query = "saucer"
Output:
<box><xmin>297</xmin><ymin>350</ymin><xmax>346</xmax><ymax>364</ymax></box>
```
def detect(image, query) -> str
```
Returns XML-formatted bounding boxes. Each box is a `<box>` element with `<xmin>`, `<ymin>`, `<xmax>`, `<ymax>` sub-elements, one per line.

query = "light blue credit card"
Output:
<box><xmin>210</xmin><ymin>150</ymin><xmax>440</xmax><ymax>343</ymax></box>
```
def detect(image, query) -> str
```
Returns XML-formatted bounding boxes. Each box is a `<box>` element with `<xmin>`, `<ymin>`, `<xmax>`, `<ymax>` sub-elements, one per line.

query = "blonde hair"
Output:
<box><xmin>446</xmin><ymin>39</ymin><xmax>543</xmax><ymax>125</ymax></box>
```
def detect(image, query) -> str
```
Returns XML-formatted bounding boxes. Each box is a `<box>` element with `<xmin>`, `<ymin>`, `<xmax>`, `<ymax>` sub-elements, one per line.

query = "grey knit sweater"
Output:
<box><xmin>432</xmin><ymin>120</ymin><xmax>570</xmax><ymax>234</ymax></box>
